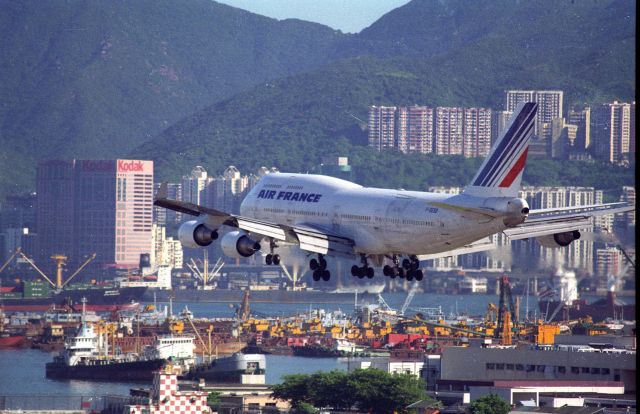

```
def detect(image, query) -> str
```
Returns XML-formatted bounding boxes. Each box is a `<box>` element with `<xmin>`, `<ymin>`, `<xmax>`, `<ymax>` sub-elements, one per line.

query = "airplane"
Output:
<box><xmin>155</xmin><ymin>102</ymin><xmax>634</xmax><ymax>282</ymax></box>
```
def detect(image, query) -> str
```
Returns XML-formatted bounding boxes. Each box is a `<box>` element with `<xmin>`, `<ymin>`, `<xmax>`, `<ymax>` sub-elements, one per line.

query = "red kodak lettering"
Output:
<box><xmin>118</xmin><ymin>160</ymin><xmax>144</xmax><ymax>172</ymax></box>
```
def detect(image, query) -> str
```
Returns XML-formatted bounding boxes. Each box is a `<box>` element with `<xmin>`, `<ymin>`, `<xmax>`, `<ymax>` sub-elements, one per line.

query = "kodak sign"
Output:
<box><xmin>118</xmin><ymin>160</ymin><xmax>145</xmax><ymax>173</ymax></box>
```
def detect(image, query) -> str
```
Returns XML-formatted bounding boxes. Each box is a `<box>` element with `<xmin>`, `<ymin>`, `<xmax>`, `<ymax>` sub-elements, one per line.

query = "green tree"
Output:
<box><xmin>271</xmin><ymin>374</ymin><xmax>313</xmax><ymax>409</ymax></box>
<box><xmin>469</xmin><ymin>394</ymin><xmax>511</xmax><ymax>414</ymax></box>
<box><xmin>271</xmin><ymin>369</ymin><xmax>434</xmax><ymax>414</ymax></box>
<box><xmin>207</xmin><ymin>391</ymin><xmax>222</xmax><ymax>411</ymax></box>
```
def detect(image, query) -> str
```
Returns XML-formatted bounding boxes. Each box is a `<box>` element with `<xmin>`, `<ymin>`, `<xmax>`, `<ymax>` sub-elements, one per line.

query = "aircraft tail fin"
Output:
<box><xmin>463</xmin><ymin>102</ymin><xmax>538</xmax><ymax>198</ymax></box>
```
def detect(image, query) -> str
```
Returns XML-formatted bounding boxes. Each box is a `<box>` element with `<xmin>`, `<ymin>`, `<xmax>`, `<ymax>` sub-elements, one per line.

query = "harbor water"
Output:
<box><xmin>0</xmin><ymin>292</ymin><xmax>634</xmax><ymax>400</ymax></box>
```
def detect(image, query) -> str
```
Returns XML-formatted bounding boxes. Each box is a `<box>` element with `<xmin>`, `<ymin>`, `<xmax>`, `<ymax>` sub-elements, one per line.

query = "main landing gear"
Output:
<box><xmin>265</xmin><ymin>239</ymin><xmax>280</xmax><ymax>266</ymax></box>
<box><xmin>383</xmin><ymin>255</ymin><xmax>423</xmax><ymax>281</ymax></box>
<box><xmin>351</xmin><ymin>255</ymin><xmax>374</xmax><ymax>279</ymax></box>
<box><xmin>310</xmin><ymin>254</ymin><xmax>330</xmax><ymax>282</ymax></box>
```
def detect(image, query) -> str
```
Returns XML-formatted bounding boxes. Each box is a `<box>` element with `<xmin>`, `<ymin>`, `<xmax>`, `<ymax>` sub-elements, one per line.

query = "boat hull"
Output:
<box><xmin>1</xmin><ymin>286</ymin><xmax>146</xmax><ymax>312</ymax></box>
<box><xmin>45</xmin><ymin>358</ymin><xmax>166</xmax><ymax>382</ymax></box>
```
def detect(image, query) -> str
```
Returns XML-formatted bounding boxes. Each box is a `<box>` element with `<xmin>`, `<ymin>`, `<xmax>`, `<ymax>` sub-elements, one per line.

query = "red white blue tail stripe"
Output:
<box><xmin>465</xmin><ymin>102</ymin><xmax>537</xmax><ymax>197</ymax></box>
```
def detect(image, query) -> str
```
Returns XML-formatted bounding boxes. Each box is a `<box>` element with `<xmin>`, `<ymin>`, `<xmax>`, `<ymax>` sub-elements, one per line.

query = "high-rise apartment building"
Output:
<box><xmin>35</xmin><ymin>160</ymin><xmax>76</xmax><ymax>268</ymax></box>
<box><xmin>153</xmin><ymin>182</ymin><xmax>182</xmax><ymax>226</ymax></box>
<box><xmin>434</xmin><ymin>107</ymin><xmax>464</xmax><ymax>155</ymax></box>
<box><xmin>462</xmin><ymin>108</ymin><xmax>492</xmax><ymax>157</ymax></box>
<box><xmin>595</xmin><ymin>247</ymin><xmax>623</xmax><ymax>289</ymax></box>
<box><xmin>206</xmin><ymin>166</ymin><xmax>249</xmax><ymax>214</ymax></box>
<box><xmin>370</xmin><ymin>105</ymin><xmax>491</xmax><ymax>157</ymax></box>
<box><xmin>396</xmin><ymin>106</ymin><xmax>435</xmax><ymax>154</ymax></box>
<box><xmin>368</xmin><ymin>106</ymin><xmax>397</xmax><ymax>150</ymax></box>
<box><xmin>491</xmin><ymin>110</ymin><xmax>512</xmax><ymax>147</ymax></box>
<box><xmin>505</xmin><ymin>90</ymin><xmax>563</xmax><ymax>142</ymax></box>
<box><xmin>615</xmin><ymin>186</ymin><xmax>635</xmax><ymax>228</ymax></box>
<box><xmin>568</xmin><ymin>107</ymin><xmax>591</xmax><ymax>151</ymax></box>
<box><xmin>592</xmin><ymin>101</ymin><xmax>632</xmax><ymax>164</ymax></box>
<box><xmin>181</xmin><ymin>166</ymin><xmax>210</xmax><ymax>205</ymax></box>
<box><xmin>36</xmin><ymin>159</ymin><xmax>154</xmax><ymax>271</ymax></box>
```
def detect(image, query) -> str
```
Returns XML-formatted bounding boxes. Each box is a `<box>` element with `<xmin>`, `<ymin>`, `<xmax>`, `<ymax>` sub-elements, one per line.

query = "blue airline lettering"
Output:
<box><xmin>256</xmin><ymin>189</ymin><xmax>322</xmax><ymax>203</ymax></box>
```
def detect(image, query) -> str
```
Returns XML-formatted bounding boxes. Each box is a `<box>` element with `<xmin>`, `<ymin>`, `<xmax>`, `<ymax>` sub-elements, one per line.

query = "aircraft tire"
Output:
<box><xmin>351</xmin><ymin>265</ymin><xmax>359</xmax><ymax>277</ymax></box>
<box><xmin>272</xmin><ymin>254</ymin><xmax>280</xmax><ymax>265</ymax></box>
<box><xmin>319</xmin><ymin>257</ymin><xmax>327</xmax><ymax>270</ymax></box>
<box><xmin>265</xmin><ymin>254</ymin><xmax>273</xmax><ymax>265</ymax></box>
<box><xmin>414</xmin><ymin>269</ymin><xmax>423</xmax><ymax>281</ymax></box>
<box><xmin>398</xmin><ymin>268</ymin><xmax>405</xmax><ymax>278</ymax></box>
<box><xmin>383</xmin><ymin>265</ymin><xmax>392</xmax><ymax>276</ymax></box>
<box><xmin>390</xmin><ymin>271</ymin><xmax>397</xmax><ymax>279</ymax></box>
<box><xmin>406</xmin><ymin>271</ymin><xmax>414</xmax><ymax>281</ymax></box>
<box><xmin>357</xmin><ymin>268</ymin><xmax>366</xmax><ymax>279</ymax></box>
<box><xmin>402</xmin><ymin>258</ymin><xmax>411</xmax><ymax>270</ymax></box>
<box><xmin>366</xmin><ymin>267</ymin><xmax>374</xmax><ymax>278</ymax></box>
<box><xmin>322</xmin><ymin>270</ymin><xmax>331</xmax><ymax>281</ymax></box>
<box><xmin>310</xmin><ymin>259</ymin><xmax>319</xmax><ymax>270</ymax></box>
<box><xmin>312</xmin><ymin>270</ymin><xmax>321</xmax><ymax>281</ymax></box>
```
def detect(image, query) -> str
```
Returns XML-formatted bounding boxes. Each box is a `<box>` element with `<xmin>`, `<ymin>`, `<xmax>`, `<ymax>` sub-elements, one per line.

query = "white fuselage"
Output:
<box><xmin>240</xmin><ymin>173</ymin><xmax>511</xmax><ymax>256</ymax></box>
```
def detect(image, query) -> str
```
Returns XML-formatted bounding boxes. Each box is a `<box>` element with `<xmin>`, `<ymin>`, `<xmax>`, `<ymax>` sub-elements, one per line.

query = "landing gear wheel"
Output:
<box><xmin>390</xmin><ymin>271</ymin><xmax>397</xmax><ymax>279</ymax></box>
<box><xmin>321</xmin><ymin>270</ymin><xmax>331</xmax><ymax>281</ymax></box>
<box><xmin>351</xmin><ymin>265</ymin><xmax>360</xmax><ymax>277</ymax></box>
<box><xmin>310</xmin><ymin>259</ymin><xmax>319</xmax><ymax>271</ymax></box>
<box><xmin>312</xmin><ymin>270</ymin><xmax>321</xmax><ymax>281</ymax></box>
<box><xmin>414</xmin><ymin>269</ymin><xmax>424</xmax><ymax>281</ymax></box>
<box><xmin>366</xmin><ymin>267</ymin><xmax>374</xmax><ymax>278</ymax></box>
<box><xmin>357</xmin><ymin>268</ymin><xmax>366</xmax><ymax>279</ymax></box>
<box><xmin>265</xmin><ymin>254</ymin><xmax>273</xmax><ymax>265</ymax></box>
<box><xmin>383</xmin><ymin>265</ymin><xmax>392</xmax><ymax>276</ymax></box>
<box><xmin>398</xmin><ymin>268</ymin><xmax>405</xmax><ymax>278</ymax></box>
<box><xmin>406</xmin><ymin>270</ymin><xmax>414</xmax><ymax>281</ymax></box>
<box><xmin>402</xmin><ymin>258</ymin><xmax>411</xmax><ymax>270</ymax></box>
<box><xmin>319</xmin><ymin>257</ymin><xmax>327</xmax><ymax>270</ymax></box>
<box><xmin>272</xmin><ymin>254</ymin><xmax>280</xmax><ymax>265</ymax></box>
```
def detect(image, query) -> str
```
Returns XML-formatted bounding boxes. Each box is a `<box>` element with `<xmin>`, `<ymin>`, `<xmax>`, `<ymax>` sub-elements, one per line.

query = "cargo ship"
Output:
<box><xmin>144</xmin><ymin>284</ymin><xmax>384</xmax><ymax>304</ymax></box>
<box><xmin>0</xmin><ymin>280</ymin><xmax>146</xmax><ymax>312</ymax></box>
<box><xmin>46</xmin><ymin>316</ymin><xmax>196</xmax><ymax>381</ymax></box>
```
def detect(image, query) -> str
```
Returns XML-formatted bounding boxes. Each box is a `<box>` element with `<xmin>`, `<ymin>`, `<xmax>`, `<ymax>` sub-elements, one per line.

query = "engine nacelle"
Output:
<box><xmin>536</xmin><ymin>231</ymin><xmax>581</xmax><ymax>248</ymax></box>
<box><xmin>178</xmin><ymin>220</ymin><xmax>218</xmax><ymax>248</ymax></box>
<box><xmin>221</xmin><ymin>230</ymin><xmax>261</xmax><ymax>258</ymax></box>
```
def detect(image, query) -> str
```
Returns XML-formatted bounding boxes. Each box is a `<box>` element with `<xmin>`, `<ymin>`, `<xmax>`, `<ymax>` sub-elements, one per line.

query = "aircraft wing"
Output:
<box><xmin>504</xmin><ymin>202</ymin><xmax>634</xmax><ymax>240</ymax></box>
<box><xmin>155</xmin><ymin>190</ymin><xmax>356</xmax><ymax>257</ymax></box>
<box><xmin>416</xmin><ymin>237</ymin><xmax>497</xmax><ymax>261</ymax></box>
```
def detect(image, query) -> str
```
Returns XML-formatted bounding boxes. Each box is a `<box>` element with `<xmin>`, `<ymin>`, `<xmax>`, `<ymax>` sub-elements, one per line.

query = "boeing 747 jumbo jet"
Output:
<box><xmin>155</xmin><ymin>102</ymin><xmax>634</xmax><ymax>282</ymax></box>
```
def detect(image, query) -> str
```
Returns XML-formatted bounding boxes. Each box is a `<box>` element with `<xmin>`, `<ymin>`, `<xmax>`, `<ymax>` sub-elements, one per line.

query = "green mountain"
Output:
<box><xmin>134</xmin><ymin>0</ymin><xmax>635</xmax><ymax>191</ymax></box>
<box><xmin>0</xmin><ymin>0</ymin><xmax>348</xmax><ymax>197</ymax></box>
<box><xmin>1</xmin><ymin>0</ymin><xmax>635</xmax><ymax>199</ymax></box>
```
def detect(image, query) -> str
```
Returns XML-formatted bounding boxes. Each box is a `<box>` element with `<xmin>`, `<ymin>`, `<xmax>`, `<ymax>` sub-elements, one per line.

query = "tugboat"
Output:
<box><xmin>45</xmin><ymin>300</ymin><xmax>195</xmax><ymax>381</ymax></box>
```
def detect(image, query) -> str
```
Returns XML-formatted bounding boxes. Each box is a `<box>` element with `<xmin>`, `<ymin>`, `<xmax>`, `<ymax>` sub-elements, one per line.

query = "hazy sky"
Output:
<box><xmin>215</xmin><ymin>0</ymin><xmax>411</xmax><ymax>33</ymax></box>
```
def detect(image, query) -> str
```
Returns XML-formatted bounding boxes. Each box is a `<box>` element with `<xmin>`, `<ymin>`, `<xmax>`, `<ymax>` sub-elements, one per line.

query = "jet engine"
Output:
<box><xmin>536</xmin><ymin>231</ymin><xmax>581</xmax><ymax>248</ymax></box>
<box><xmin>221</xmin><ymin>230</ymin><xmax>261</xmax><ymax>258</ymax></box>
<box><xmin>178</xmin><ymin>220</ymin><xmax>219</xmax><ymax>248</ymax></box>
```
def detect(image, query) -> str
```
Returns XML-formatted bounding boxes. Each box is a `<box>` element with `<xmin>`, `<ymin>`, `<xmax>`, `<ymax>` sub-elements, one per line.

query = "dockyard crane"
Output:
<box><xmin>17</xmin><ymin>252</ymin><xmax>96</xmax><ymax>290</ymax></box>
<box><xmin>0</xmin><ymin>248</ymin><xmax>21</xmax><ymax>274</ymax></box>
<box><xmin>495</xmin><ymin>275</ymin><xmax>517</xmax><ymax>345</ymax></box>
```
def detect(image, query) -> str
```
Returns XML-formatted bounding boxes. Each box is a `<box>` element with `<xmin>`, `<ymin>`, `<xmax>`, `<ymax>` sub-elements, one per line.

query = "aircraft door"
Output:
<box><xmin>331</xmin><ymin>204</ymin><xmax>341</xmax><ymax>232</ymax></box>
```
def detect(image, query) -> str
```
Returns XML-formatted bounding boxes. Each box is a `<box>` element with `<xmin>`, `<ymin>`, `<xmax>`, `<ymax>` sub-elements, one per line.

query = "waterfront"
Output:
<box><xmin>0</xmin><ymin>291</ymin><xmax>634</xmax><ymax>398</ymax></box>
<box><xmin>0</xmin><ymin>348</ymin><xmax>377</xmax><ymax>396</ymax></box>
